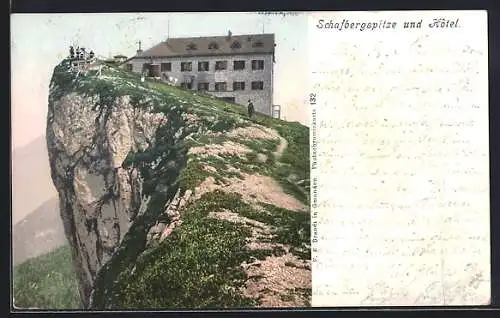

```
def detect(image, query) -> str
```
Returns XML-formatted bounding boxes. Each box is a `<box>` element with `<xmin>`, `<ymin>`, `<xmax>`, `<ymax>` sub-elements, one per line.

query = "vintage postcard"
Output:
<box><xmin>11</xmin><ymin>12</ymin><xmax>311</xmax><ymax>310</ymax></box>
<box><xmin>10</xmin><ymin>10</ymin><xmax>489</xmax><ymax>310</ymax></box>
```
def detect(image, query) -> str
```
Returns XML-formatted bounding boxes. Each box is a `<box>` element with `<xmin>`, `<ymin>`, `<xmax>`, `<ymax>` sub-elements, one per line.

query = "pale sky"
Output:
<box><xmin>11</xmin><ymin>12</ymin><xmax>309</xmax><ymax>149</ymax></box>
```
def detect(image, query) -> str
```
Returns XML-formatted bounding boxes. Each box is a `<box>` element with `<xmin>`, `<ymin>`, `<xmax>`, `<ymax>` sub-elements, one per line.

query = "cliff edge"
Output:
<box><xmin>46</xmin><ymin>58</ymin><xmax>311</xmax><ymax>309</ymax></box>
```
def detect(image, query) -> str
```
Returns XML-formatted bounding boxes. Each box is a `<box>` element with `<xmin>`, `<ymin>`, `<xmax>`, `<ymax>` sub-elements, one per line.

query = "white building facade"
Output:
<box><xmin>122</xmin><ymin>33</ymin><xmax>276</xmax><ymax>116</ymax></box>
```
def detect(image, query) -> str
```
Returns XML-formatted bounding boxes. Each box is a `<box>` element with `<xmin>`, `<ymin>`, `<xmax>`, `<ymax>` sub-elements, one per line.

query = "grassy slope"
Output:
<box><xmin>13</xmin><ymin>245</ymin><xmax>82</xmax><ymax>309</ymax></box>
<box><xmin>16</xmin><ymin>60</ymin><xmax>310</xmax><ymax>309</ymax></box>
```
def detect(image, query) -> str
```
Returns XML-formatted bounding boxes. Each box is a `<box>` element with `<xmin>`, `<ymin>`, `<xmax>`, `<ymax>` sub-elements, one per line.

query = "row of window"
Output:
<box><xmin>194</xmin><ymin>40</ymin><xmax>263</xmax><ymax>51</ymax></box>
<box><xmin>184</xmin><ymin>80</ymin><xmax>264</xmax><ymax>91</ymax></box>
<box><xmin>155</xmin><ymin>60</ymin><xmax>265</xmax><ymax>72</ymax></box>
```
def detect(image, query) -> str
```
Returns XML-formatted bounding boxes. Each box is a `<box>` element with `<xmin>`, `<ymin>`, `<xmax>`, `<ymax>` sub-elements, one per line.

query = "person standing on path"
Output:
<box><xmin>247</xmin><ymin>99</ymin><xmax>255</xmax><ymax>118</ymax></box>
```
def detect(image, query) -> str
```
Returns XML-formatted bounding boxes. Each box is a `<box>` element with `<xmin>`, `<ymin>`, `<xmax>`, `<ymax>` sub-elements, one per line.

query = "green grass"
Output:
<box><xmin>99</xmin><ymin>190</ymin><xmax>289</xmax><ymax>309</ymax></box>
<box><xmin>90</xmin><ymin>189</ymin><xmax>310</xmax><ymax>309</ymax></box>
<box><xmin>13</xmin><ymin>245</ymin><xmax>81</xmax><ymax>309</ymax></box>
<box><xmin>238</xmin><ymin>203</ymin><xmax>311</xmax><ymax>260</ymax></box>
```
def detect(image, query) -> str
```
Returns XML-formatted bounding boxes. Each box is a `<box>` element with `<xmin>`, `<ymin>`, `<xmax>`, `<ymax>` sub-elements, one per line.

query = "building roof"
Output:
<box><xmin>134</xmin><ymin>33</ymin><xmax>275</xmax><ymax>59</ymax></box>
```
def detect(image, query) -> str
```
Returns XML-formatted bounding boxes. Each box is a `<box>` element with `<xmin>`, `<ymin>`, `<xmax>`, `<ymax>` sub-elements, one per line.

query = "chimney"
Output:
<box><xmin>226</xmin><ymin>30</ymin><xmax>232</xmax><ymax>41</ymax></box>
<box><xmin>136</xmin><ymin>40</ymin><xmax>143</xmax><ymax>55</ymax></box>
<box><xmin>167</xmin><ymin>20</ymin><xmax>171</xmax><ymax>41</ymax></box>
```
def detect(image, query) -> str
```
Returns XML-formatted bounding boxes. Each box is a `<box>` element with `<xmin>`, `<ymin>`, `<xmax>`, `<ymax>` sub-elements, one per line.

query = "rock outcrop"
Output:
<box><xmin>46</xmin><ymin>59</ymin><xmax>311</xmax><ymax>309</ymax></box>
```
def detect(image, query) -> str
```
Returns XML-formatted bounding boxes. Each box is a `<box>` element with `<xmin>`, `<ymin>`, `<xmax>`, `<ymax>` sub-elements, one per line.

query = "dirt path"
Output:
<box><xmin>273</xmin><ymin>135</ymin><xmax>288</xmax><ymax>160</ymax></box>
<box><xmin>207</xmin><ymin>205</ymin><xmax>311</xmax><ymax>308</ymax></box>
<box><xmin>220</xmin><ymin>124</ymin><xmax>288</xmax><ymax>161</ymax></box>
<box><xmin>187</xmin><ymin>125</ymin><xmax>311</xmax><ymax>307</ymax></box>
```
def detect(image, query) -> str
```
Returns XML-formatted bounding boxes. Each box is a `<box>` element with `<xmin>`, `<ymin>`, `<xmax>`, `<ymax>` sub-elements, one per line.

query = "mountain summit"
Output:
<box><xmin>46</xmin><ymin>58</ymin><xmax>311</xmax><ymax>309</ymax></box>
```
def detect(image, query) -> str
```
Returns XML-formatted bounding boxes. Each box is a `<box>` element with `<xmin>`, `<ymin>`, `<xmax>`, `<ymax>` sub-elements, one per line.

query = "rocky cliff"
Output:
<box><xmin>46</xmin><ymin>58</ymin><xmax>311</xmax><ymax>309</ymax></box>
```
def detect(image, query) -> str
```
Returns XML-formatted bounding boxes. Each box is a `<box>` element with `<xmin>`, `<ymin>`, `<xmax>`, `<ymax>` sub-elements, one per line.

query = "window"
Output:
<box><xmin>230</xmin><ymin>41</ymin><xmax>241</xmax><ymax>49</ymax></box>
<box><xmin>252</xmin><ymin>41</ymin><xmax>264</xmax><ymax>48</ymax></box>
<box><xmin>208</xmin><ymin>41</ymin><xmax>219</xmax><ymax>50</ymax></box>
<box><xmin>186</xmin><ymin>43</ymin><xmax>197</xmax><ymax>51</ymax></box>
<box><xmin>161</xmin><ymin>63</ymin><xmax>171</xmax><ymax>72</ymax></box>
<box><xmin>126</xmin><ymin>64</ymin><xmax>133</xmax><ymax>71</ymax></box>
<box><xmin>215</xmin><ymin>61</ymin><xmax>227</xmax><ymax>71</ymax></box>
<box><xmin>181</xmin><ymin>62</ymin><xmax>192</xmax><ymax>72</ymax></box>
<box><xmin>233</xmin><ymin>81</ymin><xmax>245</xmax><ymax>91</ymax></box>
<box><xmin>215</xmin><ymin>82</ymin><xmax>227</xmax><ymax>91</ymax></box>
<box><xmin>251</xmin><ymin>81</ymin><xmax>264</xmax><ymax>90</ymax></box>
<box><xmin>198</xmin><ymin>61</ymin><xmax>209</xmax><ymax>71</ymax></box>
<box><xmin>198</xmin><ymin>82</ymin><xmax>209</xmax><ymax>91</ymax></box>
<box><xmin>251</xmin><ymin>60</ymin><xmax>264</xmax><ymax>70</ymax></box>
<box><xmin>233</xmin><ymin>60</ymin><xmax>245</xmax><ymax>70</ymax></box>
